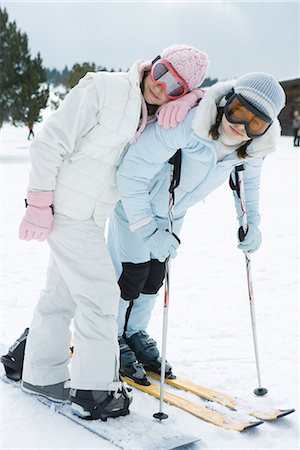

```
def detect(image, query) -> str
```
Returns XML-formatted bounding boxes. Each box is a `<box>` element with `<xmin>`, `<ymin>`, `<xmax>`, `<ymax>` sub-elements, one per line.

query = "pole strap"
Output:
<box><xmin>229</xmin><ymin>164</ymin><xmax>245</xmax><ymax>199</ymax></box>
<box><xmin>168</xmin><ymin>149</ymin><xmax>182</xmax><ymax>194</ymax></box>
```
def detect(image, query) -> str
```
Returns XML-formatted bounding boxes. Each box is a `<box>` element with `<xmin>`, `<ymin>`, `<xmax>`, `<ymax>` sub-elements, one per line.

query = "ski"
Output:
<box><xmin>147</xmin><ymin>372</ymin><xmax>295</xmax><ymax>422</ymax></box>
<box><xmin>1</xmin><ymin>375</ymin><xmax>200</xmax><ymax>450</ymax></box>
<box><xmin>121</xmin><ymin>376</ymin><xmax>263</xmax><ymax>431</ymax></box>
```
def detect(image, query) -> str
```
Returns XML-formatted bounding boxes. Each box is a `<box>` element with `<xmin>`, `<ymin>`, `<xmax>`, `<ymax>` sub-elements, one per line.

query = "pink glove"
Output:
<box><xmin>157</xmin><ymin>89</ymin><xmax>205</xmax><ymax>129</ymax></box>
<box><xmin>19</xmin><ymin>191</ymin><xmax>54</xmax><ymax>241</ymax></box>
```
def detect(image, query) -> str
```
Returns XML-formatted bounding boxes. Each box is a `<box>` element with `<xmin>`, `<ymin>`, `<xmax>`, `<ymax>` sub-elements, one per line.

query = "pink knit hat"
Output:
<box><xmin>133</xmin><ymin>44</ymin><xmax>208</xmax><ymax>144</ymax></box>
<box><xmin>161</xmin><ymin>44</ymin><xmax>208</xmax><ymax>90</ymax></box>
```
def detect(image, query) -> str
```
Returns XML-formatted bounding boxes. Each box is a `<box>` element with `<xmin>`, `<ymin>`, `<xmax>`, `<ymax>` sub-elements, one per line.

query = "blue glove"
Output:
<box><xmin>135</xmin><ymin>220</ymin><xmax>180</xmax><ymax>263</ymax></box>
<box><xmin>238</xmin><ymin>224</ymin><xmax>262</xmax><ymax>253</ymax></box>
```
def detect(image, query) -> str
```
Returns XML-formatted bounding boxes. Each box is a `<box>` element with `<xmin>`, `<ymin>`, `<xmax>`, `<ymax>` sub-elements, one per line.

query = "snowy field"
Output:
<box><xmin>0</xmin><ymin>121</ymin><xmax>299</xmax><ymax>449</ymax></box>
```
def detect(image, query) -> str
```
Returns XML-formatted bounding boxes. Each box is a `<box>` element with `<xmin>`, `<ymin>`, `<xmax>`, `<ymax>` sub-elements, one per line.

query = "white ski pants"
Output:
<box><xmin>22</xmin><ymin>213</ymin><xmax>120</xmax><ymax>390</ymax></box>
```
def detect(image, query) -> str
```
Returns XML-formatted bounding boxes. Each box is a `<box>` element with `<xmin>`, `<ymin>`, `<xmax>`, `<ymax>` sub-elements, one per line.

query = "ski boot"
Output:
<box><xmin>1</xmin><ymin>328</ymin><xmax>28</xmax><ymax>381</ymax></box>
<box><xmin>126</xmin><ymin>331</ymin><xmax>175</xmax><ymax>379</ymax></box>
<box><xmin>119</xmin><ymin>336</ymin><xmax>150</xmax><ymax>386</ymax></box>
<box><xmin>70</xmin><ymin>382</ymin><xmax>132</xmax><ymax>421</ymax></box>
<box><xmin>22</xmin><ymin>380</ymin><xmax>71</xmax><ymax>403</ymax></box>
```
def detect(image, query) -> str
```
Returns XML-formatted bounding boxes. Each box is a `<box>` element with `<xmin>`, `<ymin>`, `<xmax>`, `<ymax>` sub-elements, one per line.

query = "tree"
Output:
<box><xmin>61</xmin><ymin>65</ymin><xmax>70</xmax><ymax>80</ymax></box>
<box><xmin>201</xmin><ymin>77</ymin><xmax>218</xmax><ymax>88</ymax></box>
<box><xmin>0</xmin><ymin>7</ymin><xmax>29</xmax><ymax>126</ymax></box>
<box><xmin>45</xmin><ymin>64</ymin><xmax>120</xmax><ymax>93</ymax></box>
<box><xmin>14</xmin><ymin>52</ymin><xmax>49</xmax><ymax>127</ymax></box>
<box><xmin>45</xmin><ymin>68</ymin><xmax>62</xmax><ymax>86</ymax></box>
<box><xmin>62</xmin><ymin>62</ymin><xmax>97</xmax><ymax>91</ymax></box>
<box><xmin>0</xmin><ymin>7</ymin><xmax>49</xmax><ymax>127</ymax></box>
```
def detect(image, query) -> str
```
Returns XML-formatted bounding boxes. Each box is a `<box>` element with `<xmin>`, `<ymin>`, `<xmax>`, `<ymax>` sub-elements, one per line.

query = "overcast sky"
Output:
<box><xmin>2</xmin><ymin>0</ymin><xmax>299</xmax><ymax>81</ymax></box>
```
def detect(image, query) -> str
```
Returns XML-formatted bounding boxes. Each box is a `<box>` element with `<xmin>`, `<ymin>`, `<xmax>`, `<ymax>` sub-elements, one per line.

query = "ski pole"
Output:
<box><xmin>153</xmin><ymin>151</ymin><xmax>180</xmax><ymax>421</ymax></box>
<box><xmin>153</xmin><ymin>255</ymin><xmax>171</xmax><ymax>420</ymax></box>
<box><xmin>236</xmin><ymin>165</ymin><xmax>268</xmax><ymax>396</ymax></box>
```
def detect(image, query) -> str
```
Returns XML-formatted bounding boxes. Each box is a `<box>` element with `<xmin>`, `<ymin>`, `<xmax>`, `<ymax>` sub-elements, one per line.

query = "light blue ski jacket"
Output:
<box><xmin>116</xmin><ymin>80</ymin><xmax>281</xmax><ymax>233</ymax></box>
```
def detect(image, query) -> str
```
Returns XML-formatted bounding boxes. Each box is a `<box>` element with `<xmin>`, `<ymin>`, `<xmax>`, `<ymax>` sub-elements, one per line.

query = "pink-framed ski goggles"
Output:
<box><xmin>150</xmin><ymin>56</ymin><xmax>189</xmax><ymax>99</ymax></box>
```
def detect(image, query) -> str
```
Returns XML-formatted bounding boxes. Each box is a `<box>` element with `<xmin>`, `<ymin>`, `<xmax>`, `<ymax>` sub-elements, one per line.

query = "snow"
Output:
<box><xmin>0</xmin><ymin>120</ymin><xmax>299</xmax><ymax>449</ymax></box>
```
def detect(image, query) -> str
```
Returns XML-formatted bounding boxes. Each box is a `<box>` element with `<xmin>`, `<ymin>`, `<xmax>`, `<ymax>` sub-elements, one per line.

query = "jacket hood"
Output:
<box><xmin>129</xmin><ymin>60</ymin><xmax>154</xmax><ymax>144</ymax></box>
<box><xmin>192</xmin><ymin>80</ymin><xmax>282</xmax><ymax>159</ymax></box>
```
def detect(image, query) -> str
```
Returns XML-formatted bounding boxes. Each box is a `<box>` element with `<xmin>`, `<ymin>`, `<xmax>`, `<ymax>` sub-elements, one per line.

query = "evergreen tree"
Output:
<box><xmin>61</xmin><ymin>65</ymin><xmax>70</xmax><ymax>80</ymax></box>
<box><xmin>0</xmin><ymin>7</ymin><xmax>49</xmax><ymax>127</ymax></box>
<box><xmin>201</xmin><ymin>77</ymin><xmax>218</xmax><ymax>88</ymax></box>
<box><xmin>13</xmin><ymin>52</ymin><xmax>49</xmax><ymax>127</ymax></box>
<box><xmin>46</xmin><ymin>68</ymin><xmax>62</xmax><ymax>86</ymax></box>
<box><xmin>0</xmin><ymin>8</ymin><xmax>29</xmax><ymax>126</ymax></box>
<box><xmin>62</xmin><ymin>62</ymin><xmax>97</xmax><ymax>91</ymax></box>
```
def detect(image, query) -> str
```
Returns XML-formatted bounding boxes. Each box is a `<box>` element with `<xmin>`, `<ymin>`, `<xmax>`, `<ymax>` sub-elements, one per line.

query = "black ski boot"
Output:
<box><xmin>70</xmin><ymin>382</ymin><xmax>132</xmax><ymax>421</ymax></box>
<box><xmin>1</xmin><ymin>328</ymin><xmax>29</xmax><ymax>381</ymax></box>
<box><xmin>119</xmin><ymin>336</ymin><xmax>150</xmax><ymax>386</ymax></box>
<box><xmin>126</xmin><ymin>331</ymin><xmax>175</xmax><ymax>379</ymax></box>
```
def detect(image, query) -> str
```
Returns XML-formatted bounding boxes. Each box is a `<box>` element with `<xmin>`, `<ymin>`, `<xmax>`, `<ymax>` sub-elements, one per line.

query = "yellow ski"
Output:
<box><xmin>121</xmin><ymin>376</ymin><xmax>263</xmax><ymax>431</ymax></box>
<box><xmin>147</xmin><ymin>372</ymin><xmax>295</xmax><ymax>421</ymax></box>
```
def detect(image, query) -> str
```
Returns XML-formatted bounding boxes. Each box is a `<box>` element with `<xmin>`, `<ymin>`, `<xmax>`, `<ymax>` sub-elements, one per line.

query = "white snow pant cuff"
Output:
<box><xmin>23</xmin><ymin>367</ymin><xmax>70</xmax><ymax>387</ymax></box>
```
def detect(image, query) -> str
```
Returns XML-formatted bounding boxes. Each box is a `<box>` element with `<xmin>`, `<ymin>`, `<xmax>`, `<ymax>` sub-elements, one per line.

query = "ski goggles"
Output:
<box><xmin>224</xmin><ymin>92</ymin><xmax>273</xmax><ymax>138</ymax></box>
<box><xmin>150</xmin><ymin>56</ymin><xmax>189</xmax><ymax>99</ymax></box>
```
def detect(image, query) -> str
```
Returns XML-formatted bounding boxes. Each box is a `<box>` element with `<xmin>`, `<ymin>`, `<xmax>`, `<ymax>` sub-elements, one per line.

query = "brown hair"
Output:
<box><xmin>141</xmin><ymin>71</ymin><xmax>160</xmax><ymax>116</ymax></box>
<box><xmin>209</xmin><ymin>107</ymin><xmax>252</xmax><ymax>159</ymax></box>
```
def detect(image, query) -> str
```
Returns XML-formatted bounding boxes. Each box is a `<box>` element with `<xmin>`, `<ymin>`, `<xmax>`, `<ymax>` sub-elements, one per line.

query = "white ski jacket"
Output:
<box><xmin>28</xmin><ymin>61</ymin><xmax>144</xmax><ymax>226</ymax></box>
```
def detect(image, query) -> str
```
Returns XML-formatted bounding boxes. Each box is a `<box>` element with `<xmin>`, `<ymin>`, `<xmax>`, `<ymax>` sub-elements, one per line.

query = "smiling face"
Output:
<box><xmin>142</xmin><ymin>73</ymin><xmax>170</xmax><ymax>106</ymax></box>
<box><xmin>221</xmin><ymin>114</ymin><xmax>250</xmax><ymax>143</ymax></box>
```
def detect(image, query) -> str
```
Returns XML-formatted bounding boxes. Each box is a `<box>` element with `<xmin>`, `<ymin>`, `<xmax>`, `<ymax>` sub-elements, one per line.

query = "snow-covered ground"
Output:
<box><xmin>0</xmin><ymin>121</ymin><xmax>299</xmax><ymax>449</ymax></box>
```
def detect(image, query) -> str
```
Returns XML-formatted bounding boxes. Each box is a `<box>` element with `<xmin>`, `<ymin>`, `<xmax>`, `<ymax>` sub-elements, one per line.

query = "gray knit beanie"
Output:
<box><xmin>234</xmin><ymin>72</ymin><xmax>286</xmax><ymax>120</ymax></box>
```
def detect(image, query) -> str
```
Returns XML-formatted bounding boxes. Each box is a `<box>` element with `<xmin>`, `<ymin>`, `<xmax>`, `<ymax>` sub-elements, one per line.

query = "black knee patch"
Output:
<box><xmin>118</xmin><ymin>262</ymin><xmax>151</xmax><ymax>301</ymax></box>
<box><xmin>142</xmin><ymin>259</ymin><xmax>165</xmax><ymax>295</ymax></box>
